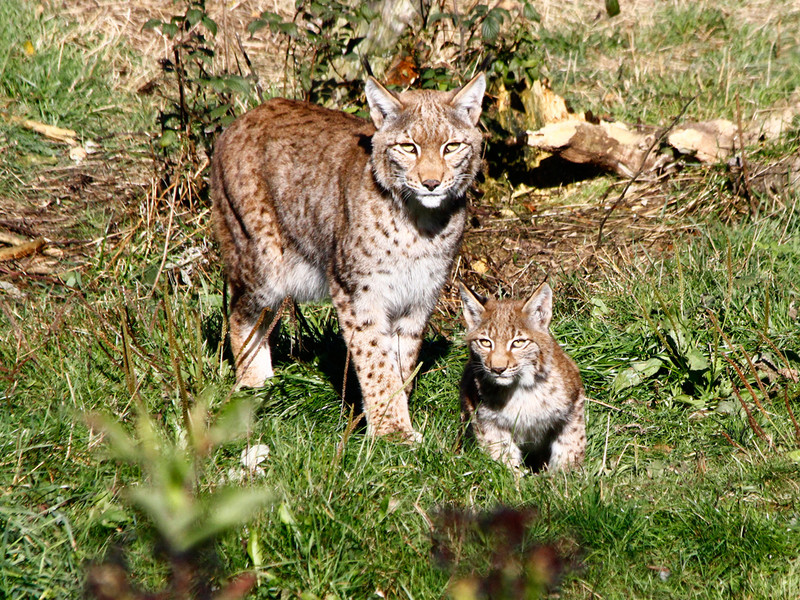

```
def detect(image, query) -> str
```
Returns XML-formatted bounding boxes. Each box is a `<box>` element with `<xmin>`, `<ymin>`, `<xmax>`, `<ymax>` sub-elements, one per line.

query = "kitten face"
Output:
<box><xmin>467</xmin><ymin>328</ymin><xmax>544</xmax><ymax>386</ymax></box>
<box><xmin>366</xmin><ymin>74</ymin><xmax>485</xmax><ymax>210</ymax></box>
<box><xmin>460</xmin><ymin>282</ymin><xmax>555</xmax><ymax>387</ymax></box>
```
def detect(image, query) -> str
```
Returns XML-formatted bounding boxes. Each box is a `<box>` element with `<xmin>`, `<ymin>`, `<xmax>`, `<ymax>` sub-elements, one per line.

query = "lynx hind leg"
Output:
<box><xmin>229</xmin><ymin>291</ymin><xmax>277</xmax><ymax>388</ymax></box>
<box><xmin>548</xmin><ymin>395</ymin><xmax>587</xmax><ymax>471</ymax></box>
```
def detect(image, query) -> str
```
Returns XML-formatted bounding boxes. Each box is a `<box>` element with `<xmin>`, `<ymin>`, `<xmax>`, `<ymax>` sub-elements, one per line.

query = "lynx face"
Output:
<box><xmin>462</xmin><ymin>284</ymin><xmax>554</xmax><ymax>387</ymax></box>
<box><xmin>367</xmin><ymin>81</ymin><xmax>484</xmax><ymax>210</ymax></box>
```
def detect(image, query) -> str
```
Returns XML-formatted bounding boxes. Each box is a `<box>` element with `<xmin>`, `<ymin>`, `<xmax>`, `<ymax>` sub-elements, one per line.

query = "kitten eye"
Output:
<box><xmin>510</xmin><ymin>339</ymin><xmax>529</xmax><ymax>349</ymax></box>
<box><xmin>443</xmin><ymin>142</ymin><xmax>462</xmax><ymax>154</ymax></box>
<box><xmin>477</xmin><ymin>338</ymin><xmax>493</xmax><ymax>349</ymax></box>
<box><xmin>397</xmin><ymin>143</ymin><xmax>417</xmax><ymax>154</ymax></box>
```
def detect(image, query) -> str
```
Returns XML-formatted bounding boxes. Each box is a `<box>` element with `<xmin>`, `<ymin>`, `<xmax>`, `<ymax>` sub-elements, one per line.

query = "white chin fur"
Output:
<box><xmin>416</xmin><ymin>193</ymin><xmax>446</xmax><ymax>209</ymax></box>
<box><xmin>489</xmin><ymin>374</ymin><xmax>516</xmax><ymax>386</ymax></box>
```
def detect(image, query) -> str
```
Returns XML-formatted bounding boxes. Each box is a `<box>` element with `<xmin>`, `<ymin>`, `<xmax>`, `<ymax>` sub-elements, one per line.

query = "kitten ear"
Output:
<box><xmin>523</xmin><ymin>282</ymin><xmax>553</xmax><ymax>330</ymax></box>
<box><xmin>459</xmin><ymin>282</ymin><xmax>487</xmax><ymax>330</ymax></box>
<box><xmin>365</xmin><ymin>77</ymin><xmax>403</xmax><ymax>129</ymax></box>
<box><xmin>450</xmin><ymin>72</ymin><xmax>486</xmax><ymax>126</ymax></box>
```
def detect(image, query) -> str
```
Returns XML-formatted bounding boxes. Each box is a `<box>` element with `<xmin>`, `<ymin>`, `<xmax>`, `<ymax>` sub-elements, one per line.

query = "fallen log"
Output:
<box><xmin>523</xmin><ymin>80</ymin><xmax>800</xmax><ymax>180</ymax></box>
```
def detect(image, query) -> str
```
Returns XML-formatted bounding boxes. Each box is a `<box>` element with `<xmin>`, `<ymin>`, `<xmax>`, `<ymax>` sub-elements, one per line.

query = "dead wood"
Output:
<box><xmin>0</xmin><ymin>237</ymin><xmax>46</xmax><ymax>262</ymax></box>
<box><xmin>524</xmin><ymin>80</ymin><xmax>800</xmax><ymax>185</ymax></box>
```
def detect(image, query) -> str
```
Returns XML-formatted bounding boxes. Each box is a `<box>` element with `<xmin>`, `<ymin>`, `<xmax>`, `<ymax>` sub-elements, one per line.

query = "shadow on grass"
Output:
<box><xmin>205</xmin><ymin>303</ymin><xmax>453</xmax><ymax>431</ymax></box>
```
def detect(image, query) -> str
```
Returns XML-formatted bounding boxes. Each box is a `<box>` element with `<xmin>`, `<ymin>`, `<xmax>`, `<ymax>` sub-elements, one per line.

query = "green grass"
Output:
<box><xmin>1</xmin><ymin>0</ymin><xmax>800</xmax><ymax>599</ymax></box>
<box><xmin>541</xmin><ymin>1</ymin><xmax>800</xmax><ymax>123</ymax></box>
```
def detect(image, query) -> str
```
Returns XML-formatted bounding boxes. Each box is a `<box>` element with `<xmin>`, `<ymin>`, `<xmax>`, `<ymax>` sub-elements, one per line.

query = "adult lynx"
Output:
<box><xmin>211</xmin><ymin>73</ymin><xmax>485</xmax><ymax>439</ymax></box>
<box><xmin>459</xmin><ymin>282</ymin><xmax>586</xmax><ymax>471</ymax></box>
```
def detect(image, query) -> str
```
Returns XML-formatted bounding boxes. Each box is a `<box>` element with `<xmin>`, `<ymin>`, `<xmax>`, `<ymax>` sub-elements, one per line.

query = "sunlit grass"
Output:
<box><xmin>1</xmin><ymin>0</ymin><xmax>799</xmax><ymax>599</ymax></box>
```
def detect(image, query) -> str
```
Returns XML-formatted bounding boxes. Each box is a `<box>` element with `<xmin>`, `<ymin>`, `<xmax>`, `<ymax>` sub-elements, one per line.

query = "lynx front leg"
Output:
<box><xmin>331</xmin><ymin>285</ymin><xmax>416</xmax><ymax>439</ymax></box>
<box><xmin>391</xmin><ymin>311</ymin><xmax>430</xmax><ymax>384</ymax></box>
<box><xmin>473</xmin><ymin>419</ymin><xmax>524</xmax><ymax>470</ymax></box>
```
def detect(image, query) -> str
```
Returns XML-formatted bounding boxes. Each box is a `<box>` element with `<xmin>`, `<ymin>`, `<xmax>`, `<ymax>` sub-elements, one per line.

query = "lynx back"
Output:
<box><xmin>211</xmin><ymin>73</ymin><xmax>486</xmax><ymax>439</ymax></box>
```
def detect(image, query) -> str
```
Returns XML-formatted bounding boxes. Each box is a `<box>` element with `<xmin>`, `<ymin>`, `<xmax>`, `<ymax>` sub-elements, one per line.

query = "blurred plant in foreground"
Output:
<box><xmin>433</xmin><ymin>506</ymin><xmax>571</xmax><ymax>600</ymax></box>
<box><xmin>86</xmin><ymin>394</ymin><xmax>271</xmax><ymax>600</ymax></box>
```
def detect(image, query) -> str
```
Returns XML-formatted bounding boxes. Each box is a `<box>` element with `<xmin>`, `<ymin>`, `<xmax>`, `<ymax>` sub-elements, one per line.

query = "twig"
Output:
<box><xmin>0</xmin><ymin>111</ymin><xmax>78</xmax><ymax>144</ymax></box>
<box><xmin>235</xmin><ymin>297</ymin><xmax>289</xmax><ymax>377</ymax></box>
<box><xmin>595</xmin><ymin>96</ymin><xmax>696</xmax><ymax>250</ymax></box>
<box><xmin>783</xmin><ymin>387</ymin><xmax>800</xmax><ymax>446</ymax></box>
<box><xmin>600</xmin><ymin>413</ymin><xmax>610</xmax><ymax>473</ymax></box>
<box><xmin>0</xmin><ymin>237</ymin><xmax>45</xmax><ymax>262</ymax></box>
<box><xmin>148</xmin><ymin>179</ymin><xmax>178</xmax><ymax>296</ymax></box>
<box><xmin>719</xmin><ymin>430</ymin><xmax>747</xmax><ymax>452</ymax></box>
<box><xmin>173</xmin><ymin>47</ymin><xmax>188</xmax><ymax>133</ymax></box>
<box><xmin>735</xmin><ymin>94</ymin><xmax>756</xmax><ymax>217</ymax></box>
<box><xmin>235</xmin><ymin>33</ymin><xmax>264</xmax><ymax>103</ymax></box>
<box><xmin>0</xmin><ymin>229</ymin><xmax>29</xmax><ymax>246</ymax></box>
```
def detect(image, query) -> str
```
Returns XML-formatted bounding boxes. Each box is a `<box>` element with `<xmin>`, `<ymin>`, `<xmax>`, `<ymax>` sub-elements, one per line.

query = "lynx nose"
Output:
<box><xmin>490</xmin><ymin>365</ymin><xmax>507</xmax><ymax>375</ymax></box>
<box><xmin>421</xmin><ymin>179</ymin><xmax>440</xmax><ymax>191</ymax></box>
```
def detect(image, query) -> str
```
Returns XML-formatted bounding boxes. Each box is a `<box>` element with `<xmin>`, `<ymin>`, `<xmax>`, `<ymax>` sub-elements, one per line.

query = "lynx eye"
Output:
<box><xmin>510</xmin><ymin>339</ymin><xmax>529</xmax><ymax>349</ymax></box>
<box><xmin>443</xmin><ymin>142</ymin><xmax>462</xmax><ymax>154</ymax></box>
<box><xmin>397</xmin><ymin>143</ymin><xmax>417</xmax><ymax>154</ymax></box>
<box><xmin>477</xmin><ymin>339</ymin><xmax>493</xmax><ymax>349</ymax></box>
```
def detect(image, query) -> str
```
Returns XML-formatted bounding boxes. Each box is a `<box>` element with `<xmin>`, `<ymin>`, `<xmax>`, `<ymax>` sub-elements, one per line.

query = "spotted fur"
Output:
<box><xmin>459</xmin><ymin>282</ymin><xmax>586</xmax><ymax>471</ymax></box>
<box><xmin>211</xmin><ymin>74</ymin><xmax>485</xmax><ymax>439</ymax></box>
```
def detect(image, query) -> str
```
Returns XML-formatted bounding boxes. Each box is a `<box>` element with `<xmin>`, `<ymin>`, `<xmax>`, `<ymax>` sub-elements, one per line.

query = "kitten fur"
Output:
<box><xmin>459</xmin><ymin>282</ymin><xmax>586</xmax><ymax>471</ymax></box>
<box><xmin>211</xmin><ymin>73</ymin><xmax>485</xmax><ymax>439</ymax></box>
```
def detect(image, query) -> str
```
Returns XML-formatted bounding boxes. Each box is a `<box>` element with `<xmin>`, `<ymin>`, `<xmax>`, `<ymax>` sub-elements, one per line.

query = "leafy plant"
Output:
<box><xmin>86</xmin><ymin>393</ymin><xmax>270</xmax><ymax>599</ymax></box>
<box><xmin>432</xmin><ymin>506</ymin><xmax>569</xmax><ymax>600</ymax></box>
<box><xmin>145</xmin><ymin>0</ymin><xmax>260</xmax><ymax>155</ymax></box>
<box><xmin>248</xmin><ymin>1</ymin><xmax>544</xmax><ymax>103</ymax></box>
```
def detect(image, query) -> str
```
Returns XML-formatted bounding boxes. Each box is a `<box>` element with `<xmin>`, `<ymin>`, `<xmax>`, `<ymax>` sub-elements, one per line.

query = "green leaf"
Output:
<box><xmin>185</xmin><ymin>8</ymin><xmax>203</xmax><ymax>27</ymax></box>
<box><xmin>184</xmin><ymin>488</ymin><xmax>273</xmax><ymax>549</ymax></box>
<box><xmin>590</xmin><ymin>297</ymin><xmax>610</xmax><ymax>318</ymax></box>
<box><xmin>277</xmin><ymin>22</ymin><xmax>299</xmax><ymax>37</ymax></box>
<box><xmin>522</xmin><ymin>2</ymin><xmax>541</xmax><ymax>22</ymax></box>
<box><xmin>278</xmin><ymin>502</ymin><xmax>296</xmax><ymax>526</ymax></box>
<box><xmin>142</xmin><ymin>18</ymin><xmax>163</xmax><ymax>30</ymax></box>
<box><xmin>161</xmin><ymin>22</ymin><xmax>179</xmax><ymax>37</ymax></box>
<box><xmin>207</xmin><ymin>103</ymin><xmax>232</xmax><ymax>121</ymax></box>
<box><xmin>247</xmin><ymin>529</ymin><xmax>262</xmax><ymax>568</ymax></box>
<box><xmin>247</xmin><ymin>18</ymin><xmax>267</xmax><ymax>35</ymax></box>
<box><xmin>611</xmin><ymin>358</ymin><xmax>662</xmax><ymax>394</ymax></box>
<box><xmin>86</xmin><ymin>413</ymin><xmax>139</xmax><ymax>461</ymax></box>
<box><xmin>127</xmin><ymin>486</ymin><xmax>196</xmax><ymax>549</ymax></box>
<box><xmin>666</xmin><ymin>321</ymin><xmax>688</xmax><ymax>353</ymax></box>
<box><xmin>481</xmin><ymin>13</ymin><xmax>501</xmax><ymax>41</ymax></box>
<box><xmin>202</xmin><ymin>16</ymin><xmax>218</xmax><ymax>36</ymax></box>
<box><xmin>632</xmin><ymin>358</ymin><xmax>663</xmax><ymax>376</ymax></box>
<box><xmin>220</xmin><ymin>74</ymin><xmax>252</xmax><ymax>95</ymax></box>
<box><xmin>686</xmin><ymin>348</ymin><xmax>709</xmax><ymax>372</ymax></box>
<box><xmin>673</xmin><ymin>393</ymin><xmax>705</xmax><ymax>408</ymax></box>
<box><xmin>786</xmin><ymin>450</ymin><xmax>800</xmax><ymax>463</ymax></box>
<box><xmin>158</xmin><ymin>129</ymin><xmax>179</xmax><ymax>148</ymax></box>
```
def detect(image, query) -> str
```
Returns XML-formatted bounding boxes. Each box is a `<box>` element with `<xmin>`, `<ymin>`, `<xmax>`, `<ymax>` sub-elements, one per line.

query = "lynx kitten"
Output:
<box><xmin>459</xmin><ymin>282</ymin><xmax>586</xmax><ymax>471</ymax></box>
<box><xmin>211</xmin><ymin>73</ymin><xmax>485</xmax><ymax>439</ymax></box>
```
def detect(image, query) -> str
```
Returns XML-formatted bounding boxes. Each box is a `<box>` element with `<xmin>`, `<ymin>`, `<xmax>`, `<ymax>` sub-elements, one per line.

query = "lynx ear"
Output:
<box><xmin>365</xmin><ymin>77</ymin><xmax>403</xmax><ymax>129</ymax></box>
<box><xmin>450</xmin><ymin>72</ymin><xmax>486</xmax><ymax>126</ymax></box>
<box><xmin>523</xmin><ymin>282</ymin><xmax>553</xmax><ymax>330</ymax></box>
<box><xmin>459</xmin><ymin>282</ymin><xmax>487</xmax><ymax>330</ymax></box>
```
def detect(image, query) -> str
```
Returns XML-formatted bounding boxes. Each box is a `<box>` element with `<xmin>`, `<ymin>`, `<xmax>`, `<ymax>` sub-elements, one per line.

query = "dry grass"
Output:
<box><xmin>60</xmin><ymin>0</ymin><xmax>295</xmax><ymax>90</ymax></box>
